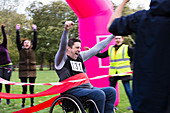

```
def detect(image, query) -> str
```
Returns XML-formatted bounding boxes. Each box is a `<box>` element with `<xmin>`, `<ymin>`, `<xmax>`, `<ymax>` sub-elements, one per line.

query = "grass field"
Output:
<box><xmin>0</xmin><ymin>70</ymin><xmax>133</xmax><ymax>113</ymax></box>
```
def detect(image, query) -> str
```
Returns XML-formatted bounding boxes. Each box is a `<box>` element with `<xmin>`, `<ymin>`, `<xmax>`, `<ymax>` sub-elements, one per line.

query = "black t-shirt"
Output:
<box><xmin>56</xmin><ymin>55</ymin><xmax>86</xmax><ymax>82</ymax></box>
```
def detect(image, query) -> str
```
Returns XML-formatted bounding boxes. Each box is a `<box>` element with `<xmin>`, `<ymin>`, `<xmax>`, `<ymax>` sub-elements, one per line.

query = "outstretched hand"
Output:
<box><xmin>32</xmin><ymin>24</ymin><xmax>37</xmax><ymax>30</ymax></box>
<box><xmin>64</xmin><ymin>21</ymin><xmax>74</xmax><ymax>31</ymax></box>
<box><xmin>16</xmin><ymin>24</ymin><xmax>20</xmax><ymax>30</ymax></box>
<box><xmin>84</xmin><ymin>47</ymin><xmax>90</xmax><ymax>51</ymax></box>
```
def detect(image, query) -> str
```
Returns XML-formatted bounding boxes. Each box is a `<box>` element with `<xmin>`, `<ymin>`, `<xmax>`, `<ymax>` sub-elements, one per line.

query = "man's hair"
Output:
<box><xmin>68</xmin><ymin>38</ymin><xmax>81</xmax><ymax>48</ymax></box>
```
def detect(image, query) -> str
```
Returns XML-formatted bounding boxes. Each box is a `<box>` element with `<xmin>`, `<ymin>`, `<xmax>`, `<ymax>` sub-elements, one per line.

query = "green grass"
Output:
<box><xmin>0</xmin><ymin>70</ymin><xmax>133</xmax><ymax>113</ymax></box>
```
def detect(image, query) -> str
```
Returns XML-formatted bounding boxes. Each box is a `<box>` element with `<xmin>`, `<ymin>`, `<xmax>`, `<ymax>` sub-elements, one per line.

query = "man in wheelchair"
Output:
<box><xmin>54</xmin><ymin>21</ymin><xmax>116</xmax><ymax>113</ymax></box>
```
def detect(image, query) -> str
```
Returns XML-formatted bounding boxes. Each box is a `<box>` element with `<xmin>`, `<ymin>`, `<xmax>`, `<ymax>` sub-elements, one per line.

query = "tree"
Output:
<box><xmin>0</xmin><ymin>0</ymin><xmax>33</xmax><ymax>68</ymax></box>
<box><xmin>26</xmin><ymin>1</ymin><xmax>78</xmax><ymax>70</ymax></box>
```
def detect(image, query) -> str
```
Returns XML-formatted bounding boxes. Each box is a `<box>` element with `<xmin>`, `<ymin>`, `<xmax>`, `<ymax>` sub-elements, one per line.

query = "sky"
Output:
<box><xmin>17</xmin><ymin>0</ymin><xmax>151</xmax><ymax>14</ymax></box>
<box><xmin>113</xmin><ymin>0</ymin><xmax>150</xmax><ymax>9</ymax></box>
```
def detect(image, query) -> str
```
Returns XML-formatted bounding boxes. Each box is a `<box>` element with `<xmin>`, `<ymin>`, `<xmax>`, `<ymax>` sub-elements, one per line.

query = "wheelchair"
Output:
<box><xmin>49</xmin><ymin>93</ymin><xmax>100</xmax><ymax>113</ymax></box>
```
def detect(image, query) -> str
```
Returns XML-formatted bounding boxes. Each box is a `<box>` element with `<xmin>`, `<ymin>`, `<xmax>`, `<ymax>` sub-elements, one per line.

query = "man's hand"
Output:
<box><xmin>84</xmin><ymin>47</ymin><xmax>90</xmax><ymax>51</ymax></box>
<box><xmin>64</xmin><ymin>21</ymin><xmax>74</xmax><ymax>31</ymax></box>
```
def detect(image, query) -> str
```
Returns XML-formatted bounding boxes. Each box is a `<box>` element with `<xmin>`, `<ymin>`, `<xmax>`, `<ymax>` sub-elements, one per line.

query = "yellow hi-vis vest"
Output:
<box><xmin>108</xmin><ymin>44</ymin><xmax>132</xmax><ymax>76</ymax></box>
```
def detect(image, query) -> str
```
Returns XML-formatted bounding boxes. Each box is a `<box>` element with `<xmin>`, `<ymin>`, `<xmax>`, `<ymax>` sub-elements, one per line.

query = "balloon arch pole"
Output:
<box><xmin>65</xmin><ymin>0</ymin><xmax>119</xmax><ymax>106</ymax></box>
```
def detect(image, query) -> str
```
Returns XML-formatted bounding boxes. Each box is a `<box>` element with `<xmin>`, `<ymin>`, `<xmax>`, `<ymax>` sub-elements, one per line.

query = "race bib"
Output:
<box><xmin>70</xmin><ymin>61</ymin><xmax>83</xmax><ymax>72</ymax></box>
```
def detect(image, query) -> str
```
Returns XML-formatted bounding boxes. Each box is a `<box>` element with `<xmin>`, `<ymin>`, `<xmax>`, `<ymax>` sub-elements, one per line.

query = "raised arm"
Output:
<box><xmin>55</xmin><ymin>21</ymin><xmax>74</xmax><ymax>70</ymax></box>
<box><xmin>32</xmin><ymin>24</ymin><xmax>37</xmax><ymax>50</ymax></box>
<box><xmin>83</xmin><ymin>47</ymin><xmax>109</xmax><ymax>58</ymax></box>
<box><xmin>16</xmin><ymin>24</ymin><xmax>22</xmax><ymax>51</ymax></box>
<box><xmin>80</xmin><ymin>34</ymin><xmax>114</xmax><ymax>62</ymax></box>
<box><xmin>1</xmin><ymin>23</ymin><xmax>7</xmax><ymax>47</ymax></box>
<box><xmin>107</xmin><ymin>0</ymin><xmax>130</xmax><ymax>30</ymax></box>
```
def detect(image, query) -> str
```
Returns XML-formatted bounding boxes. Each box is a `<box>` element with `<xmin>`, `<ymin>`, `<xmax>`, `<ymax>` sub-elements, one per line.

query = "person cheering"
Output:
<box><xmin>55</xmin><ymin>21</ymin><xmax>116</xmax><ymax>113</ymax></box>
<box><xmin>0</xmin><ymin>22</ymin><xmax>13</xmax><ymax>105</ymax></box>
<box><xmin>16</xmin><ymin>24</ymin><xmax>37</xmax><ymax>108</ymax></box>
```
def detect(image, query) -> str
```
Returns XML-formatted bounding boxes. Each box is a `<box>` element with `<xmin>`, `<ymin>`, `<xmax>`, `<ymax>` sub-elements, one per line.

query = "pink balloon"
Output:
<box><xmin>66</xmin><ymin>0</ymin><xmax>113</xmax><ymax>18</ymax></box>
<box><xmin>66</xmin><ymin>0</ymin><xmax>119</xmax><ymax>106</ymax></box>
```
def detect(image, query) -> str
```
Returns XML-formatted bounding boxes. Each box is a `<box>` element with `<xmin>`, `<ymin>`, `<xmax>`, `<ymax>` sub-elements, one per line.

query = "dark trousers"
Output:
<box><xmin>0</xmin><ymin>65</ymin><xmax>13</xmax><ymax>102</ymax></box>
<box><xmin>20</xmin><ymin>77</ymin><xmax>36</xmax><ymax>104</ymax></box>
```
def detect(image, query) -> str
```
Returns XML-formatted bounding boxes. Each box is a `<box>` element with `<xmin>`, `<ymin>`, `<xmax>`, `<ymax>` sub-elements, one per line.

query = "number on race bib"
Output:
<box><xmin>70</xmin><ymin>61</ymin><xmax>83</xmax><ymax>72</ymax></box>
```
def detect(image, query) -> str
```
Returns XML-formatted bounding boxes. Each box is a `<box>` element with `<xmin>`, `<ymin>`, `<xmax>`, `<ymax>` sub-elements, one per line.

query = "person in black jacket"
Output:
<box><xmin>84</xmin><ymin>35</ymin><xmax>134</xmax><ymax>110</ymax></box>
<box><xmin>96</xmin><ymin>36</ymin><xmax>133</xmax><ymax>110</ymax></box>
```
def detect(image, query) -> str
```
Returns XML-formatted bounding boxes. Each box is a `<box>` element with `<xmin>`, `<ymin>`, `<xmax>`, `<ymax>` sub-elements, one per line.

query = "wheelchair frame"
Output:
<box><xmin>49</xmin><ymin>93</ymin><xmax>100</xmax><ymax>113</ymax></box>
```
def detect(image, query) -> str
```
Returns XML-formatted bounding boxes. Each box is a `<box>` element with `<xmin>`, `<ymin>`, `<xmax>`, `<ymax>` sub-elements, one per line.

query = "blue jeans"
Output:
<box><xmin>109</xmin><ymin>76</ymin><xmax>132</xmax><ymax>106</ymax></box>
<box><xmin>122</xmin><ymin>81</ymin><xmax>132</xmax><ymax>105</ymax></box>
<box><xmin>68</xmin><ymin>87</ymin><xmax>116</xmax><ymax>113</ymax></box>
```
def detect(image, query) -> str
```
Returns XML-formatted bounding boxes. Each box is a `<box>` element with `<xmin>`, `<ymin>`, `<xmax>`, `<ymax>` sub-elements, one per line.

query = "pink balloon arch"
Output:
<box><xmin>65</xmin><ymin>0</ymin><xmax>119</xmax><ymax>106</ymax></box>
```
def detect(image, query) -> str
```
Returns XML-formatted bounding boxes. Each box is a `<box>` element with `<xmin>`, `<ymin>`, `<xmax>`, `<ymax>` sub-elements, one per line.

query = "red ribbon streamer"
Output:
<box><xmin>13</xmin><ymin>96</ymin><xmax>59</xmax><ymax>113</ymax></box>
<box><xmin>11</xmin><ymin>73</ymin><xmax>89</xmax><ymax>113</ymax></box>
<box><xmin>4</xmin><ymin>71</ymin><xmax>133</xmax><ymax>113</ymax></box>
<box><xmin>0</xmin><ymin>73</ymin><xmax>89</xmax><ymax>99</ymax></box>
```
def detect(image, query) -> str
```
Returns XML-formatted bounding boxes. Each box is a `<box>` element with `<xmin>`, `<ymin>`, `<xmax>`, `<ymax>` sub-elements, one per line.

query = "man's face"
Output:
<box><xmin>23</xmin><ymin>40</ymin><xmax>31</xmax><ymax>49</ymax></box>
<box><xmin>115</xmin><ymin>36</ymin><xmax>124</xmax><ymax>46</ymax></box>
<box><xmin>67</xmin><ymin>42</ymin><xmax>81</xmax><ymax>60</ymax></box>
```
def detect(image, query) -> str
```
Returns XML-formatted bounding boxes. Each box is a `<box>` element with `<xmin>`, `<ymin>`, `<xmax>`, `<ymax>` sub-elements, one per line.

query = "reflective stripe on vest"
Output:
<box><xmin>108</xmin><ymin>44</ymin><xmax>132</xmax><ymax>76</ymax></box>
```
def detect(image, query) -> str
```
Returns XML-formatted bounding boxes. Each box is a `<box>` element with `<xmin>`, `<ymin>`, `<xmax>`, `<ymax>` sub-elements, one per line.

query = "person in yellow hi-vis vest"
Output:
<box><xmin>96</xmin><ymin>36</ymin><xmax>134</xmax><ymax>110</ymax></box>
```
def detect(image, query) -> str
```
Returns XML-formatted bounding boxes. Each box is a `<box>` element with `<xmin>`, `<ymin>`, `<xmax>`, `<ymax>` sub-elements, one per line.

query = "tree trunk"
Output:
<box><xmin>52</xmin><ymin>62</ymin><xmax>55</xmax><ymax>70</ymax></box>
<box><xmin>49</xmin><ymin>61</ymin><xmax>52</xmax><ymax>70</ymax></box>
<box><xmin>39</xmin><ymin>53</ymin><xmax>44</xmax><ymax>71</ymax></box>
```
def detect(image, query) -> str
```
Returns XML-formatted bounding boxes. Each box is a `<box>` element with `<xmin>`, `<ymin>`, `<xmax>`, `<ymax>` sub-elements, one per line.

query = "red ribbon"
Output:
<box><xmin>0</xmin><ymin>73</ymin><xmax>89</xmax><ymax>99</ymax></box>
<box><xmin>0</xmin><ymin>73</ymin><xmax>89</xmax><ymax>113</ymax></box>
<box><xmin>2</xmin><ymin>71</ymin><xmax>133</xmax><ymax>112</ymax></box>
<box><xmin>13</xmin><ymin>96</ymin><xmax>59</xmax><ymax>113</ymax></box>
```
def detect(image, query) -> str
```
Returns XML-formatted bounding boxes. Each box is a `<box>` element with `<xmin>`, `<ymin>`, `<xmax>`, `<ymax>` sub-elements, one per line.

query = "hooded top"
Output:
<box><xmin>149</xmin><ymin>0</ymin><xmax>170</xmax><ymax>16</ymax></box>
<box><xmin>109</xmin><ymin>0</ymin><xmax>170</xmax><ymax>113</ymax></box>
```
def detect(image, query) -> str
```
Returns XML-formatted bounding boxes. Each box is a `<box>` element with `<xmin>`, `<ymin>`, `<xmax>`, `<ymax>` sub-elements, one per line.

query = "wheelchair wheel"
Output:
<box><xmin>49</xmin><ymin>94</ymin><xmax>86</xmax><ymax>113</ymax></box>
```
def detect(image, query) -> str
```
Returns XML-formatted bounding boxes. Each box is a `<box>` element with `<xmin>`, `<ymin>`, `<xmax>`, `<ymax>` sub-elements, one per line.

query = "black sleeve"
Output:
<box><xmin>96</xmin><ymin>50</ymin><xmax>109</xmax><ymax>58</ymax></box>
<box><xmin>1</xmin><ymin>26</ymin><xmax>7</xmax><ymax>47</ymax></box>
<box><xmin>128</xmin><ymin>46</ymin><xmax>134</xmax><ymax>63</ymax></box>
<box><xmin>32</xmin><ymin>30</ymin><xmax>37</xmax><ymax>50</ymax></box>
<box><xmin>16</xmin><ymin>30</ymin><xmax>22</xmax><ymax>51</ymax></box>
